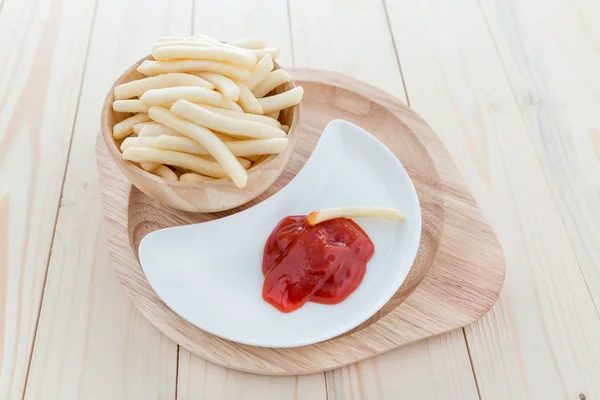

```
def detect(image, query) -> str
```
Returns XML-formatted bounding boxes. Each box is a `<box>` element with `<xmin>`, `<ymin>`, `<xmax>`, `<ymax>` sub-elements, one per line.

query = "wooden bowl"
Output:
<box><xmin>100</xmin><ymin>56</ymin><xmax>300</xmax><ymax>213</ymax></box>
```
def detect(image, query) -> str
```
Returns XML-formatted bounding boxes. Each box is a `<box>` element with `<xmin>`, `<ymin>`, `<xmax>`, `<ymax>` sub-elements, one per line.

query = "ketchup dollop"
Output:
<box><xmin>262</xmin><ymin>215</ymin><xmax>375</xmax><ymax>313</ymax></box>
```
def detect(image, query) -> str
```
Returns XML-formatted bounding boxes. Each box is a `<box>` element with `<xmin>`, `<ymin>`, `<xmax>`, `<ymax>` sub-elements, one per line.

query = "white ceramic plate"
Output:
<box><xmin>139</xmin><ymin>120</ymin><xmax>422</xmax><ymax>348</ymax></box>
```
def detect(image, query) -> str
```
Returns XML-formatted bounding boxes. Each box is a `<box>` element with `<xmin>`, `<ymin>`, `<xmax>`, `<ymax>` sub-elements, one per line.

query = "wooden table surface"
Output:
<box><xmin>1</xmin><ymin>0</ymin><xmax>599</xmax><ymax>398</ymax></box>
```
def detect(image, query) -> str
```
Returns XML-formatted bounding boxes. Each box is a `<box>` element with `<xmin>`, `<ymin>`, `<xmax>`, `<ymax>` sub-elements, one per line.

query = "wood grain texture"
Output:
<box><xmin>480</xmin><ymin>0</ymin><xmax>600</xmax><ymax>316</ymax></box>
<box><xmin>177</xmin><ymin>352</ymin><xmax>326</xmax><ymax>400</ymax></box>
<box><xmin>326</xmin><ymin>331</ymin><xmax>479</xmax><ymax>400</ymax></box>
<box><xmin>102</xmin><ymin>58</ymin><xmax>299</xmax><ymax>213</ymax></box>
<box><xmin>0</xmin><ymin>0</ymin><xmax>96</xmax><ymax>397</ymax></box>
<box><xmin>178</xmin><ymin>3</ymin><xmax>329</xmax><ymax>397</ymax></box>
<box><xmin>96</xmin><ymin>68</ymin><xmax>505</xmax><ymax>375</ymax></box>
<box><xmin>23</xmin><ymin>0</ymin><xmax>193</xmax><ymax>398</ymax></box>
<box><xmin>287</xmin><ymin>0</ymin><xmax>480</xmax><ymax>396</ymax></box>
<box><xmin>385</xmin><ymin>0</ymin><xmax>600</xmax><ymax>397</ymax></box>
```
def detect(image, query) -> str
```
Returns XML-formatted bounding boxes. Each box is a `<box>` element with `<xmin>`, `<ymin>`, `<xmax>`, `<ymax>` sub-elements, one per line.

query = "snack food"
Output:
<box><xmin>111</xmin><ymin>34</ymin><xmax>302</xmax><ymax>188</ymax></box>
<box><xmin>262</xmin><ymin>207</ymin><xmax>405</xmax><ymax>313</ymax></box>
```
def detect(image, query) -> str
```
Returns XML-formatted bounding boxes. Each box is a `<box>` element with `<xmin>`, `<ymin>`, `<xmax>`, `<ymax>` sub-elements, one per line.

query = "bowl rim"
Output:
<box><xmin>100</xmin><ymin>55</ymin><xmax>300</xmax><ymax>189</ymax></box>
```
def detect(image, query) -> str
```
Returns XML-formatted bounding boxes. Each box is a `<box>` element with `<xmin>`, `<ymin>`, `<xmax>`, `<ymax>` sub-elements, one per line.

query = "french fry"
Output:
<box><xmin>140</xmin><ymin>86</ymin><xmax>240</xmax><ymax>110</ymax></box>
<box><xmin>170</xmin><ymin>100</ymin><xmax>285</xmax><ymax>139</ymax></box>
<box><xmin>112</xmin><ymin>100</ymin><xmax>150</xmax><ymax>113</ymax></box>
<box><xmin>133</xmin><ymin>121</ymin><xmax>161</xmax><ymax>134</ymax></box>
<box><xmin>229</xmin><ymin>37</ymin><xmax>267</xmax><ymax>49</ymax></box>
<box><xmin>257</xmin><ymin>86</ymin><xmax>303</xmax><ymax>114</ymax></box>
<box><xmin>154</xmin><ymin>134</ymin><xmax>287</xmax><ymax>157</ymax></box>
<box><xmin>152</xmin><ymin>46</ymin><xmax>257</xmax><ymax>70</ymax></box>
<box><xmin>307</xmin><ymin>207</ymin><xmax>406</xmax><ymax>225</ymax></box>
<box><xmin>138</xmin><ymin>124</ymin><xmax>181</xmax><ymax>137</ymax></box>
<box><xmin>252</xmin><ymin>69</ymin><xmax>292</xmax><ymax>98</ymax></box>
<box><xmin>120</xmin><ymin>136</ymin><xmax>156</xmax><ymax>151</ymax></box>
<box><xmin>140</xmin><ymin>161</ymin><xmax>160</xmax><ymax>171</ymax></box>
<box><xmin>113</xmin><ymin>113</ymin><xmax>151</xmax><ymax>139</ymax></box>
<box><xmin>245</xmin><ymin>54</ymin><xmax>273</xmax><ymax>90</ymax></box>
<box><xmin>224</xmin><ymin>138</ymin><xmax>288</xmax><ymax>156</ymax></box>
<box><xmin>152</xmin><ymin>40</ymin><xmax>212</xmax><ymax>51</ymax></box>
<box><xmin>265</xmin><ymin>110</ymin><xmax>280</xmax><ymax>120</ymax></box>
<box><xmin>199</xmin><ymin>105</ymin><xmax>281</xmax><ymax>128</ymax></box>
<box><xmin>137</xmin><ymin>59</ymin><xmax>251</xmax><ymax>81</ymax></box>
<box><xmin>180</xmin><ymin>172</ymin><xmax>214</xmax><ymax>182</ymax></box>
<box><xmin>148</xmin><ymin>106</ymin><xmax>247</xmax><ymax>188</ymax></box>
<box><xmin>122</xmin><ymin>146</ymin><xmax>228</xmax><ymax>179</ymax></box>
<box><xmin>112</xmin><ymin>35</ymin><xmax>301</xmax><ymax>185</ymax></box>
<box><xmin>153</xmin><ymin>135</ymin><xmax>207</xmax><ymax>155</ymax></box>
<box><xmin>250</xmin><ymin>47</ymin><xmax>280</xmax><ymax>60</ymax></box>
<box><xmin>236</xmin><ymin>157</ymin><xmax>252</xmax><ymax>169</ymax></box>
<box><xmin>114</xmin><ymin>73</ymin><xmax>213</xmax><ymax>100</ymax></box>
<box><xmin>196</xmin><ymin>72</ymin><xmax>240</xmax><ymax>101</ymax></box>
<box><xmin>236</xmin><ymin>83</ymin><xmax>263</xmax><ymax>114</ymax></box>
<box><xmin>151</xmin><ymin>165</ymin><xmax>178</xmax><ymax>181</ymax></box>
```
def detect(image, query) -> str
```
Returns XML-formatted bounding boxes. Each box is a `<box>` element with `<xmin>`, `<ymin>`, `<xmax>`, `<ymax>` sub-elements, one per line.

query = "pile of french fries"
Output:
<box><xmin>111</xmin><ymin>34</ymin><xmax>303</xmax><ymax>188</ymax></box>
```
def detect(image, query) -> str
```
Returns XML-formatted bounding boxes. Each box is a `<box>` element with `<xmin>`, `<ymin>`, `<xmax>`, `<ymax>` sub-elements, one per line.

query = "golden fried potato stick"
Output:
<box><xmin>114</xmin><ymin>73</ymin><xmax>213</xmax><ymax>99</ymax></box>
<box><xmin>151</xmin><ymin>165</ymin><xmax>178</xmax><ymax>181</ymax></box>
<box><xmin>112</xmin><ymin>100</ymin><xmax>150</xmax><ymax>113</ymax></box>
<box><xmin>307</xmin><ymin>207</ymin><xmax>406</xmax><ymax>225</ymax></box>
<box><xmin>229</xmin><ymin>37</ymin><xmax>267</xmax><ymax>49</ymax></box>
<box><xmin>257</xmin><ymin>86</ymin><xmax>303</xmax><ymax>114</ymax></box>
<box><xmin>180</xmin><ymin>172</ymin><xmax>215</xmax><ymax>182</ymax></box>
<box><xmin>237</xmin><ymin>83</ymin><xmax>263</xmax><ymax>114</ymax></box>
<box><xmin>195</xmin><ymin>72</ymin><xmax>240</xmax><ymax>101</ymax></box>
<box><xmin>122</xmin><ymin>147</ymin><xmax>228</xmax><ymax>179</ymax></box>
<box><xmin>113</xmin><ymin>113</ymin><xmax>151</xmax><ymax>139</ymax></box>
<box><xmin>137</xmin><ymin>59</ymin><xmax>250</xmax><ymax>81</ymax></box>
<box><xmin>149</xmin><ymin>106</ymin><xmax>247</xmax><ymax>188</ymax></box>
<box><xmin>245</xmin><ymin>54</ymin><xmax>273</xmax><ymax>90</ymax></box>
<box><xmin>252</xmin><ymin>69</ymin><xmax>292</xmax><ymax>98</ymax></box>
<box><xmin>170</xmin><ymin>100</ymin><xmax>285</xmax><ymax>139</ymax></box>
<box><xmin>152</xmin><ymin>46</ymin><xmax>257</xmax><ymax>70</ymax></box>
<box><xmin>199</xmin><ymin>105</ymin><xmax>281</xmax><ymax>128</ymax></box>
<box><xmin>140</xmin><ymin>86</ymin><xmax>241</xmax><ymax>111</ymax></box>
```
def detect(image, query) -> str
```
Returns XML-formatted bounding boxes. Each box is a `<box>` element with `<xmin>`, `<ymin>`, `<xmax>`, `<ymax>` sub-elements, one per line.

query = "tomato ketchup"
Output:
<box><xmin>262</xmin><ymin>215</ymin><xmax>374</xmax><ymax>313</ymax></box>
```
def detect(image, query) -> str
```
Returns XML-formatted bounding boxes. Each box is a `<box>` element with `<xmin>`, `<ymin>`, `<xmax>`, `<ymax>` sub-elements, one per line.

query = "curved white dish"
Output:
<box><xmin>138</xmin><ymin>120</ymin><xmax>422</xmax><ymax>348</ymax></box>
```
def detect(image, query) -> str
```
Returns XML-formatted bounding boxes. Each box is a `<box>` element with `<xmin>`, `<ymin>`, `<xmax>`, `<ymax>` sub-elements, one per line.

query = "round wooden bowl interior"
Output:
<box><xmin>100</xmin><ymin>55</ymin><xmax>299</xmax><ymax>213</ymax></box>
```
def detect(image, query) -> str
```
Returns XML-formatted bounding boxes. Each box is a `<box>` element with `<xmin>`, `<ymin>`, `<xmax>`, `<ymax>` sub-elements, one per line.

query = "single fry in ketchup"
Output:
<box><xmin>262</xmin><ymin>216</ymin><xmax>374</xmax><ymax>313</ymax></box>
<box><xmin>307</xmin><ymin>206</ymin><xmax>406</xmax><ymax>226</ymax></box>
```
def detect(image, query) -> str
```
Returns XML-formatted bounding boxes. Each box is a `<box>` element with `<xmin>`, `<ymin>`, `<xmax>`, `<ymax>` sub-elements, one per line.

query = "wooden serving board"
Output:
<box><xmin>96</xmin><ymin>69</ymin><xmax>505</xmax><ymax>375</ymax></box>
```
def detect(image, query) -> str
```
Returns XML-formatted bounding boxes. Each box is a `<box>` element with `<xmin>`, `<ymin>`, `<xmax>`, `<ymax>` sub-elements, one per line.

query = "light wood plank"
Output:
<box><xmin>327</xmin><ymin>331</ymin><xmax>478</xmax><ymax>400</ymax></box>
<box><xmin>0</xmin><ymin>0</ymin><xmax>96</xmax><ymax>397</ymax></box>
<box><xmin>173</xmin><ymin>3</ymin><xmax>326</xmax><ymax>399</ymax></box>
<box><xmin>23</xmin><ymin>0</ymin><xmax>193</xmax><ymax>398</ymax></box>
<box><xmin>480</xmin><ymin>0</ymin><xmax>600</xmax><ymax>312</ymax></box>
<box><xmin>385</xmin><ymin>0</ymin><xmax>600</xmax><ymax>398</ymax></box>
<box><xmin>178</xmin><ymin>352</ymin><xmax>326</xmax><ymax>400</ymax></box>
<box><xmin>290</xmin><ymin>0</ymin><xmax>406</xmax><ymax>101</ymax></box>
<box><xmin>289</xmin><ymin>1</ymin><xmax>479</xmax><ymax>398</ymax></box>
